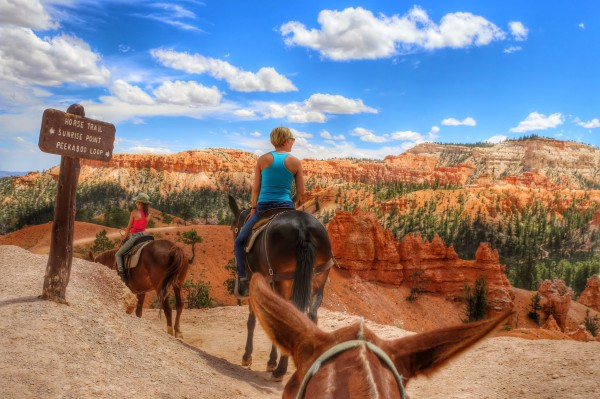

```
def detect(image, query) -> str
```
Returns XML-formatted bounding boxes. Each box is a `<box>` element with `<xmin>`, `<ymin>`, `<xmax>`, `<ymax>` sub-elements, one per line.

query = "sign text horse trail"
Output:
<box><xmin>39</xmin><ymin>104</ymin><xmax>115</xmax><ymax>303</ymax></box>
<box><xmin>39</xmin><ymin>108</ymin><xmax>116</xmax><ymax>161</ymax></box>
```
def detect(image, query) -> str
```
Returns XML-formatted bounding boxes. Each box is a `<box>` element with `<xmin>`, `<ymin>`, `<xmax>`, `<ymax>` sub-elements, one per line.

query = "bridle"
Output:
<box><xmin>295</xmin><ymin>338</ymin><xmax>406</xmax><ymax>399</ymax></box>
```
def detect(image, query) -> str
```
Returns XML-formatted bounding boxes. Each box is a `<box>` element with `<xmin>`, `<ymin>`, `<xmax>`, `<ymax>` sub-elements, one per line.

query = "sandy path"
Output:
<box><xmin>2</xmin><ymin>244</ymin><xmax>600</xmax><ymax>399</ymax></box>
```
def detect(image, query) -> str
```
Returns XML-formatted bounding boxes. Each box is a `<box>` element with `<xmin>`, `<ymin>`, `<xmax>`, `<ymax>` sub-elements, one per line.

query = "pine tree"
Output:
<box><xmin>91</xmin><ymin>229</ymin><xmax>115</xmax><ymax>254</ymax></box>
<box><xmin>177</xmin><ymin>229</ymin><xmax>202</xmax><ymax>264</ymax></box>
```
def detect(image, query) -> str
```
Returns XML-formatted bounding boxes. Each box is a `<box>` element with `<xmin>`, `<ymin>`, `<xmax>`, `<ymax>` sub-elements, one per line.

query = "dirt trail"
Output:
<box><xmin>1</xmin><ymin>234</ymin><xmax>600</xmax><ymax>398</ymax></box>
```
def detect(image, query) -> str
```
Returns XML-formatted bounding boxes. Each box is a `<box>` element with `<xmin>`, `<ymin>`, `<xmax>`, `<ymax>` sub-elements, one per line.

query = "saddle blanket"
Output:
<box><xmin>244</xmin><ymin>208</ymin><xmax>293</xmax><ymax>253</ymax></box>
<box><xmin>124</xmin><ymin>236</ymin><xmax>154</xmax><ymax>269</ymax></box>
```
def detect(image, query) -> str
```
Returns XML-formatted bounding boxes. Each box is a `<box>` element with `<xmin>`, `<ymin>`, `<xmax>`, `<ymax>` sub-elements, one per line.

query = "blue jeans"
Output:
<box><xmin>116</xmin><ymin>232</ymin><xmax>146</xmax><ymax>273</ymax></box>
<box><xmin>234</xmin><ymin>201</ymin><xmax>294</xmax><ymax>277</ymax></box>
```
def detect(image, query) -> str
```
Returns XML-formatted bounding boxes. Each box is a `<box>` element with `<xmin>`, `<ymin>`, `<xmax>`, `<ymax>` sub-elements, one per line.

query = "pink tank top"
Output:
<box><xmin>130</xmin><ymin>210</ymin><xmax>148</xmax><ymax>233</ymax></box>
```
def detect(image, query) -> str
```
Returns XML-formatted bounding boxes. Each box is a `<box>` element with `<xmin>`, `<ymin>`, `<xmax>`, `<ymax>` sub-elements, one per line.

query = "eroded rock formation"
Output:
<box><xmin>328</xmin><ymin>209</ymin><xmax>514</xmax><ymax>312</ymax></box>
<box><xmin>578</xmin><ymin>275</ymin><xmax>600</xmax><ymax>312</ymax></box>
<box><xmin>538</xmin><ymin>279</ymin><xmax>572</xmax><ymax>332</ymax></box>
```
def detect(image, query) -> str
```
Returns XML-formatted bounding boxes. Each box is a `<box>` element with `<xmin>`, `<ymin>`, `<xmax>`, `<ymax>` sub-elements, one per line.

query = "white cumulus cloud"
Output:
<box><xmin>0</xmin><ymin>26</ymin><xmax>110</xmax><ymax>86</ymax></box>
<box><xmin>151</xmin><ymin>49</ymin><xmax>297</xmax><ymax>92</ymax></box>
<box><xmin>281</xmin><ymin>6</ymin><xmax>509</xmax><ymax>60</ymax></box>
<box><xmin>486</xmin><ymin>135</ymin><xmax>507</xmax><ymax>144</ymax></box>
<box><xmin>112</xmin><ymin>80</ymin><xmax>154</xmax><ymax>105</ymax></box>
<box><xmin>504</xmin><ymin>46</ymin><xmax>522</xmax><ymax>54</ymax></box>
<box><xmin>350</xmin><ymin>127</ymin><xmax>388</xmax><ymax>143</ymax></box>
<box><xmin>251</xmin><ymin>93</ymin><xmax>376</xmax><ymax>123</ymax></box>
<box><xmin>306</xmin><ymin>93</ymin><xmax>377</xmax><ymax>114</ymax></box>
<box><xmin>320</xmin><ymin>130</ymin><xmax>345</xmax><ymax>140</ymax></box>
<box><xmin>153</xmin><ymin>80</ymin><xmax>222</xmax><ymax>106</ymax></box>
<box><xmin>510</xmin><ymin>112</ymin><xmax>564</xmax><ymax>133</ymax></box>
<box><xmin>234</xmin><ymin>109</ymin><xmax>256</xmax><ymax>118</ymax></box>
<box><xmin>441</xmin><ymin>117</ymin><xmax>477</xmax><ymax>126</ymax></box>
<box><xmin>390</xmin><ymin>130</ymin><xmax>423</xmax><ymax>141</ymax></box>
<box><xmin>0</xmin><ymin>0</ymin><xmax>56</xmax><ymax>30</ymax></box>
<box><xmin>509</xmin><ymin>21</ymin><xmax>528</xmax><ymax>41</ymax></box>
<box><xmin>577</xmin><ymin>118</ymin><xmax>600</xmax><ymax>128</ymax></box>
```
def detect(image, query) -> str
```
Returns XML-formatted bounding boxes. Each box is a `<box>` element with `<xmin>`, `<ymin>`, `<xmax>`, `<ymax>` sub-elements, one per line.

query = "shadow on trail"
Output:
<box><xmin>0</xmin><ymin>295</ymin><xmax>42</xmax><ymax>309</ymax></box>
<box><xmin>177</xmin><ymin>338</ymin><xmax>284</xmax><ymax>395</ymax></box>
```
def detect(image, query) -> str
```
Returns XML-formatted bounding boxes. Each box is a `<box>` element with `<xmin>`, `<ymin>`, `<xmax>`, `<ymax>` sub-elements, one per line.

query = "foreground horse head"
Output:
<box><xmin>90</xmin><ymin>239</ymin><xmax>189</xmax><ymax>338</ymax></box>
<box><xmin>250</xmin><ymin>274</ymin><xmax>512</xmax><ymax>399</ymax></box>
<box><xmin>228</xmin><ymin>195</ymin><xmax>334</xmax><ymax>380</ymax></box>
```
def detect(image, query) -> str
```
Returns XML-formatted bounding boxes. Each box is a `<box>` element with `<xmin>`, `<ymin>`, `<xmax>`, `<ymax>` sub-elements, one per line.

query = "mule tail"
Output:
<box><xmin>157</xmin><ymin>245</ymin><xmax>188</xmax><ymax>304</ymax></box>
<box><xmin>291</xmin><ymin>229</ymin><xmax>315</xmax><ymax>312</ymax></box>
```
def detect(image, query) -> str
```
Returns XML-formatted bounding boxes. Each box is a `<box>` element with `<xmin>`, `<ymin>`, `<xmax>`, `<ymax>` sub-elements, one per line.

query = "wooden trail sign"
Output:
<box><xmin>39</xmin><ymin>104</ymin><xmax>115</xmax><ymax>303</ymax></box>
<box><xmin>39</xmin><ymin>108</ymin><xmax>115</xmax><ymax>161</ymax></box>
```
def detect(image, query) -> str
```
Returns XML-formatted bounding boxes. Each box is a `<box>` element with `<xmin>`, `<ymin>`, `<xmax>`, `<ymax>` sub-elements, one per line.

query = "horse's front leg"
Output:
<box><xmin>173</xmin><ymin>286</ymin><xmax>184</xmax><ymax>339</ymax></box>
<box><xmin>135</xmin><ymin>293</ymin><xmax>145</xmax><ymax>318</ymax></box>
<box><xmin>271</xmin><ymin>355</ymin><xmax>289</xmax><ymax>381</ymax></box>
<box><xmin>242</xmin><ymin>308</ymin><xmax>255</xmax><ymax>367</ymax></box>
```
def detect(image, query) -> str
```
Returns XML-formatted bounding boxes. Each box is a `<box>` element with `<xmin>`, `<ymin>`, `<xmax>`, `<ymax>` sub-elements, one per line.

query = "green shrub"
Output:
<box><xmin>406</xmin><ymin>269</ymin><xmax>430</xmax><ymax>302</ymax></box>
<box><xmin>584</xmin><ymin>309</ymin><xmax>600</xmax><ymax>337</ymax></box>
<box><xmin>183</xmin><ymin>279</ymin><xmax>214</xmax><ymax>309</ymax></box>
<box><xmin>528</xmin><ymin>293</ymin><xmax>542</xmax><ymax>325</ymax></box>
<box><xmin>223</xmin><ymin>258</ymin><xmax>236</xmax><ymax>295</ymax></box>
<box><xmin>464</xmin><ymin>276</ymin><xmax>488</xmax><ymax>322</ymax></box>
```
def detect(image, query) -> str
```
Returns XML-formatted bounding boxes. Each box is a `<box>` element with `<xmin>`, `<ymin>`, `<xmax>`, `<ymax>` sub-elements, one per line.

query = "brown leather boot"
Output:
<box><xmin>236</xmin><ymin>276</ymin><xmax>249</xmax><ymax>298</ymax></box>
<box><xmin>118</xmin><ymin>270</ymin><xmax>128</xmax><ymax>284</ymax></box>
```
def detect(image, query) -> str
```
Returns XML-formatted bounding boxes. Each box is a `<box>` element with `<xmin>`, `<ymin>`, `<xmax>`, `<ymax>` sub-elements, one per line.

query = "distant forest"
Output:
<box><xmin>1</xmin><ymin>172</ymin><xmax>599</xmax><ymax>294</ymax></box>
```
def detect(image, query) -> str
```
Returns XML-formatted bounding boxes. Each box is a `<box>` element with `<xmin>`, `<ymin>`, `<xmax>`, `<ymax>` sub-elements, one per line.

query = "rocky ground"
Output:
<box><xmin>1</xmin><ymin>245</ymin><xmax>600</xmax><ymax>399</ymax></box>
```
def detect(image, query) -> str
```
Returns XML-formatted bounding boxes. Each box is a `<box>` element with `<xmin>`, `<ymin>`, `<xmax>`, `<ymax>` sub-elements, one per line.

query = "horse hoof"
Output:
<box><xmin>242</xmin><ymin>357</ymin><xmax>252</xmax><ymax>367</ymax></box>
<box><xmin>175</xmin><ymin>332</ymin><xmax>183</xmax><ymax>339</ymax></box>
<box><xmin>270</xmin><ymin>373</ymin><xmax>284</xmax><ymax>382</ymax></box>
<box><xmin>266</xmin><ymin>363</ymin><xmax>277</xmax><ymax>372</ymax></box>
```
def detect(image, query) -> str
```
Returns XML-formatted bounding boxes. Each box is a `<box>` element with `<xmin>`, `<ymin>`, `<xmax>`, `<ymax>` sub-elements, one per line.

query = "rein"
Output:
<box><xmin>295</xmin><ymin>339</ymin><xmax>406</xmax><ymax>399</ymax></box>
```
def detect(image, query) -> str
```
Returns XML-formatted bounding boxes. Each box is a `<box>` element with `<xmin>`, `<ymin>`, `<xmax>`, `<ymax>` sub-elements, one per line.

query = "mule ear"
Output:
<box><xmin>249</xmin><ymin>274</ymin><xmax>321</xmax><ymax>356</ymax></box>
<box><xmin>228</xmin><ymin>195</ymin><xmax>239</xmax><ymax>217</ymax></box>
<box><xmin>88</xmin><ymin>251</ymin><xmax>95</xmax><ymax>261</ymax></box>
<box><xmin>384</xmin><ymin>310</ymin><xmax>513</xmax><ymax>380</ymax></box>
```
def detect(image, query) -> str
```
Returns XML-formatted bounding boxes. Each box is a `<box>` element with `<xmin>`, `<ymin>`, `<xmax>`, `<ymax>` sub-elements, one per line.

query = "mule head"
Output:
<box><xmin>250</xmin><ymin>274</ymin><xmax>512</xmax><ymax>399</ymax></box>
<box><xmin>228</xmin><ymin>195</ymin><xmax>250</xmax><ymax>238</ymax></box>
<box><xmin>228</xmin><ymin>195</ymin><xmax>239</xmax><ymax>219</ymax></box>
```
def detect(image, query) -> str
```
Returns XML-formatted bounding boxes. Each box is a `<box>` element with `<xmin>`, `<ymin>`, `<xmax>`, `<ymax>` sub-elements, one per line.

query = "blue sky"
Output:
<box><xmin>1</xmin><ymin>0</ymin><xmax>599</xmax><ymax>172</ymax></box>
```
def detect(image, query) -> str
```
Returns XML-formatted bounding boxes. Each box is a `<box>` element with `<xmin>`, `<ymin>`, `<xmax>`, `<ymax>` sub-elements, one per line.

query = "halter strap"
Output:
<box><xmin>295</xmin><ymin>339</ymin><xmax>406</xmax><ymax>399</ymax></box>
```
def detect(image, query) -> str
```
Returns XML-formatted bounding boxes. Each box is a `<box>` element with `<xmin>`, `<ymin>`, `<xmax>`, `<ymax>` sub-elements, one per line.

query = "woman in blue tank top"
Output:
<box><xmin>234</xmin><ymin>126</ymin><xmax>305</xmax><ymax>296</ymax></box>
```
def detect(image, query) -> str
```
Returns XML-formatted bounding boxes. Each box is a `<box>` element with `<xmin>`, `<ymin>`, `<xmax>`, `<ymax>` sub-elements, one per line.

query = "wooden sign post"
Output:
<box><xmin>39</xmin><ymin>104</ymin><xmax>115</xmax><ymax>303</ymax></box>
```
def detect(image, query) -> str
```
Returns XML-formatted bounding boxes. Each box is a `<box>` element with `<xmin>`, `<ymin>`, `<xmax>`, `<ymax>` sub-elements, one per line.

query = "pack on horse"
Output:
<box><xmin>228</xmin><ymin>195</ymin><xmax>335</xmax><ymax>381</ymax></box>
<box><xmin>250</xmin><ymin>273</ymin><xmax>513</xmax><ymax>399</ymax></box>
<box><xmin>90</xmin><ymin>237</ymin><xmax>189</xmax><ymax>338</ymax></box>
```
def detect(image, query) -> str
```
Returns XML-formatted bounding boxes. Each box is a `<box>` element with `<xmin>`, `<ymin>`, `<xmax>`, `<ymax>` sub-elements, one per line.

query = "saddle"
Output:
<box><xmin>244</xmin><ymin>207</ymin><xmax>294</xmax><ymax>253</ymax></box>
<box><xmin>123</xmin><ymin>235</ymin><xmax>154</xmax><ymax>269</ymax></box>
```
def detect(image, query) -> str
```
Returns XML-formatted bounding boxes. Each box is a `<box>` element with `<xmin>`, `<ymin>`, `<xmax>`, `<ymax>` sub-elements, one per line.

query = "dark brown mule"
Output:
<box><xmin>228</xmin><ymin>195</ymin><xmax>334</xmax><ymax>381</ymax></box>
<box><xmin>250</xmin><ymin>274</ymin><xmax>512</xmax><ymax>399</ymax></box>
<box><xmin>90</xmin><ymin>239</ymin><xmax>189</xmax><ymax>338</ymax></box>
